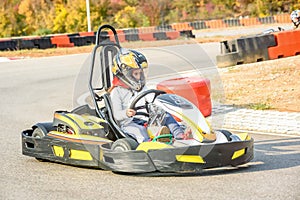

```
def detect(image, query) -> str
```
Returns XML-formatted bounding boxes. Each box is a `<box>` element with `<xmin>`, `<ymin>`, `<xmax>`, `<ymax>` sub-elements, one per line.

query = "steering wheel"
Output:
<box><xmin>129</xmin><ymin>89</ymin><xmax>166</xmax><ymax>117</ymax></box>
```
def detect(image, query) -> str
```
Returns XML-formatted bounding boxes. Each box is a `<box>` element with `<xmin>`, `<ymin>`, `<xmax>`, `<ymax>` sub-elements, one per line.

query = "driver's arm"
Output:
<box><xmin>110</xmin><ymin>87</ymin><xmax>134</xmax><ymax>121</ymax></box>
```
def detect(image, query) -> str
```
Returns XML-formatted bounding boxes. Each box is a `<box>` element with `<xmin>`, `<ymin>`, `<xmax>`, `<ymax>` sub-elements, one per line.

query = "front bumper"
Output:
<box><xmin>22</xmin><ymin>129</ymin><xmax>253</xmax><ymax>173</ymax></box>
<box><xmin>100</xmin><ymin>139</ymin><xmax>254</xmax><ymax>173</ymax></box>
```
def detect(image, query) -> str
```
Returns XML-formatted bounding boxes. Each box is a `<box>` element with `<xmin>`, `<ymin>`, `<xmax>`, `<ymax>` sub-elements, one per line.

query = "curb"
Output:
<box><xmin>0</xmin><ymin>57</ymin><xmax>24</xmax><ymax>62</ymax></box>
<box><xmin>208</xmin><ymin>104</ymin><xmax>300</xmax><ymax>135</ymax></box>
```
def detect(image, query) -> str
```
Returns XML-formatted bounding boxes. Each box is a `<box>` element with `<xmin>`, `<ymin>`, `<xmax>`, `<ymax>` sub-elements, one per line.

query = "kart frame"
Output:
<box><xmin>22</xmin><ymin>24</ymin><xmax>254</xmax><ymax>174</ymax></box>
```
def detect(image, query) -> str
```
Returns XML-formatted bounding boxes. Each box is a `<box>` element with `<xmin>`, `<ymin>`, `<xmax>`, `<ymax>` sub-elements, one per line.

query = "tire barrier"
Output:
<box><xmin>205</xmin><ymin>20</ymin><xmax>227</xmax><ymax>29</ymax></box>
<box><xmin>0</xmin><ymin>37</ymin><xmax>54</xmax><ymax>50</ymax></box>
<box><xmin>171</xmin><ymin>23</ymin><xmax>193</xmax><ymax>32</ymax></box>
<box><xmin>31</xmin><ymin>37</ymin><xmax>53</xmax><ymax>49</ymax></box>
<box><xmin>239</xmin><ymin>17</ymin><xmax>261</xmax><ymax>26</ymax></box>
<box><xmin>123</xmin><ymin>29</ymin><xmax>139</xmax><ymax>41</ymax></box>
<box><xmin>223</xmin><ymin>19</ymin><xmax>241</xmax><ymax>27</ymax></box>
<box><xmin>138</xmin><ymin>27</ymin><xmax>156</xmax><ymax>41</ymax></box>
<box><xmin>171</xmin><ymin>23</ymin><xmax>195</xmax><ymax>38</ymax></box>
<box><xmin>139</xmin><ymin>32</ymin><xmax>156</xmax><ymax>41</ymax></box>
<box><xmin>216</xmin><ymin>34</ymin><xmax>277</xmax><ymax>68</ymax></box>
<box><xmin>165</xmin><ymin>31</ymin><xmax>180</xmax><ymax>40</ymax></box>
<box><xmin>258</xmin><ymin>16</ymin><xmax>276</xmax><ymax>24</ymax></box>
<box><xmin>0</xmin><ymin>39</ymin><xmax>17</xmax><ymax>50</ymax></box>
<box><xmin>268</xmin><ymin>29</ymin><xmax>300</xmax><ymax>59</ymax></box>
<box><xmin>189</xmin><ymin>21</ymin><xmax>207</xmax><ymax>29</ymax></box>
<box><xmin>0</xmin><ymin>13</ymin><xmax>293</xmax><ymax>51</ymax></box>
<box><xmin>274</xmin><ymin>14</ymin><xmax>290</xmax><ymax>23</ymax></box>
<box><xmin>0</xmin><ymin>27</ymin><xmax>183</xmax><ymax>51</ymax></box>
<box><xmin>157</xmin><ymin>77</ymin><xmax>212</xmax><ymax>117</ymax></box>
<box><xmin>50</xmin><ymin>35</ymin><xmax>74</xmax><ymax>48</ymax></box>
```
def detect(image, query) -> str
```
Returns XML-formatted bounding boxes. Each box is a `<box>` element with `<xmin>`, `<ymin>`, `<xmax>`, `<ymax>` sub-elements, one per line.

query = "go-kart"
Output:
<box><xmin>22</xmin><ymin>25</ymin><xmax>254</xmax><ymax>173</ymax></box>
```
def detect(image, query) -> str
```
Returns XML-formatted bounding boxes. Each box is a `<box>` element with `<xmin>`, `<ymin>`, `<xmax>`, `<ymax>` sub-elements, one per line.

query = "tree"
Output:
<box><xmin>0</xmin><ymin>0</ymin><xmax>298</xmax><ymax>38</ymax></box>
<box><xmin>64</xmin><ymin>0</ymin><xmax>88</xmax><ymax>32</ymax></box>
<box><xmin>52</xmin><ymin>2</ymin><xmax>68</xmax><ymax>33</ymax></box>
<box><xmin>114</xmin><ymin>5</ymin><xmax>149</xmax><ymax>28</ymax></box>
<box><xmin>169</xmin><ymin>0</ymin><xmax>201</xmax><ymax>21</ymax></box>
<box><xmin>17</xmin><ymin>0</ymin><xmax>54</xmax><ymax>35</ymax></box>
<box><xmin>0</xmin><ymin>0</ymin><xmax>27</xmax><ymax>37</ymax></box>
<box><xmin>139</xmin><ymin>0</ymin><xmax>170</xmax><ymax>25</ymax></box>
<box><xmin>90</xmin><ymin>0</ymin><xmax>113</xmax><ymax>31</ymax></box>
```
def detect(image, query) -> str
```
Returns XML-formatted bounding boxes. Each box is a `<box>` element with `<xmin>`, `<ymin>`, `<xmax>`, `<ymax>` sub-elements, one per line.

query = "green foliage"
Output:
<box><xmin>114</xmin><ymin>6</ymin><xmax>149</xmax><ymax>28</ymax></box>
<box><xmin>248</xmin><ymin>102</ymin><xmax>272</xmax><ymax>110</ymax></box>
<box><xmin>90</xmin><ymin>0</ymin><xmax>113</xmax><ymax>31</ymax></box>
<box><xmin>0</xmin><ymin>0</ymin><xmax>299</xmax><ymax>37</ymax></box>
<box><xmin>53</xmin><ymin>3</ymin><xmax>68</xmax><ymax>33</ymax></box>
<box><xmin>170</xmin><ymin>0</ymin><xmax>200</xmax><ymax>21</ymax></box>
<box><xmin>33</xmin><ymin>28</ymin><xmax>52</xmax><ymax>36</ymax></box>
<box><xmin>65</xmin><ymin>0</ymin><xmax>88</xmax><ymax>33</ymax></box>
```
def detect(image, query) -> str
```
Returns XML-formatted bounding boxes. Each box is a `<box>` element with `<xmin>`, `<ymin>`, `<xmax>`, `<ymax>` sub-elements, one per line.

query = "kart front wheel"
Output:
<box><xmin>218</xmin><ymin>129</ymin><xmax>241</xmax><ymax>142</ymax></box>
<box><xmin>32</xmin><ymin>127</ymin><xmax>45</xmax><ymax>138</ymax></box>
<box><xmin>32</xmin><ymin>128</ymin><xmax>47</xmax><ymax>162</ymax></box>
<box><xmin>111</xmin><ymin>138</ymin><xmax>139</xmax><ymax>152</ymax></box>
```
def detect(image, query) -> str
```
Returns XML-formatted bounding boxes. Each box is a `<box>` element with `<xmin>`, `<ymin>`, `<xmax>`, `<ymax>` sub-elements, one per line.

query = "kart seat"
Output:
<box><xmin>102</xmin><ymin>93</ymin><xmax>127</xmax><ymax>140</ymax></box>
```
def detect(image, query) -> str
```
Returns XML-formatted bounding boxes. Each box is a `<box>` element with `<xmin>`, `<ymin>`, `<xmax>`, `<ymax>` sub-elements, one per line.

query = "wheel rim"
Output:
<box><xmin>113</xmin><ymin>145</ymin><xmax>127</xmax><ymax>152</ymax></box>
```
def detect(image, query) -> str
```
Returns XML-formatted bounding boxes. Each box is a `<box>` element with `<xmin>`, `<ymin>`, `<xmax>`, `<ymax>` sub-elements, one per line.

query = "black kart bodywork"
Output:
<box><xmin>22</xmin><ymin>25</ymin><xmax>254</xmax><ymax>173</ymax></box>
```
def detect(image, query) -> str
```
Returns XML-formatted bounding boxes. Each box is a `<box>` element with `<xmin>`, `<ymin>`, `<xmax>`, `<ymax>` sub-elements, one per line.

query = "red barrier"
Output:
<box><xmin>171</xmin><ymin>23</ymin><xmax>193</xmax><ymax>31</ymax></box>
<box><xmin>50</xmin><ymin>36</ymin><xmax>74</xmax><ymax>47</ymax></box>
<box><xmin>274</xmin><ymin>14</ymin><xmax>290</xmax><ymax>23</ymax></box>
<box><xmin>79</xmin><ymin>32</ymin><xmax>95</xmax><ymax>36</ymax></box>
<box><xmin>139</xmin><ymin>33</ymin><xmax>156</xmax><ymax>41</ymax></box>
<box><xmin>205</xmin><ymin>20</ymin><xmax>227</xmax><ymax>29</ymax></box>
<box><xmin>138</xmin><ymin>26</ymin><xmax>156</xmax><ymax>33</ymax></box>
<box><xmin>138</xmin><ymin>27</ymin><xmax>156</xmax><ymax>41</ymax></box>
<box><xmin>165</xmin><ymin>31</ymin><xmax>180</xmax><ymax>40</ymax></box>
<box><xmin>268</xmin><ymin>29</ymin><xmax>300</xmax><ymax>59</ymax></box>
<box><xmin>239</xmin><ymin>18</ymin><xmax>261</xmax><ymax>26</ymax></box>
<box><xmin>157</xmin><ymin>77</ymin><xmax>212</xmax><ymax>117</ymax></box>
<box><xmin>108</xmin><ymin>30</ymin><xmax>126</xmax><ymax>43</ymax></box>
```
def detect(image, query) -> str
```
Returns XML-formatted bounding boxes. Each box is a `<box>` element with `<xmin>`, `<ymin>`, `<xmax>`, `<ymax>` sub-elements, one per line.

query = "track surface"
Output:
<box><xmin>1</xmin><ymin>44</ymin><xmax>299</xmax><ymax>200</ymax></box>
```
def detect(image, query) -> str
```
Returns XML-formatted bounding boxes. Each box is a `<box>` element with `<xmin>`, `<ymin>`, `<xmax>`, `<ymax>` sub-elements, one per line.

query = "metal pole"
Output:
<box><xmin>86</xmin><ymin>0</ymin><xmax>91</xmax><ymax>32</ymax></box>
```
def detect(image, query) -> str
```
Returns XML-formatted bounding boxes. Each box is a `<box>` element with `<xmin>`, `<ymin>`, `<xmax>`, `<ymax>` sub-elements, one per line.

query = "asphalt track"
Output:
<box><xmin>0</xmin><ymin>43</ymin><xmax>299</xmax><ymax>200</ymax></box>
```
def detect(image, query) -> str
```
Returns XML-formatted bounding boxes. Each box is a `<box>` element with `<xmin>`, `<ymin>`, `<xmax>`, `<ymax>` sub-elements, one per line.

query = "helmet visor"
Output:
<box><xmin>122</xmin><ymin>67</ymin><xmax>146</xmax><ymax>91</ymax></box>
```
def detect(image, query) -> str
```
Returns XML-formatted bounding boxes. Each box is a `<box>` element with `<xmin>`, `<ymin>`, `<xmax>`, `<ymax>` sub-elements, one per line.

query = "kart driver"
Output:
<box><xmin>110</xmin><ymin>48</ymin><xmax>191</xmax><ymax>143</ymax></box>
<box><xmin>291</xmin><ymin>10</ymin><xmax>300</xmax><ymax>29</ymax></box>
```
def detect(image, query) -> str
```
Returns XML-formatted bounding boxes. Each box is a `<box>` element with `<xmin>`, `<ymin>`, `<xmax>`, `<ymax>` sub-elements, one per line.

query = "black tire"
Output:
<box><xmin>217</xmin><ymin>129</ymin><xmax>233</xmax><ymax>141</ymax></box>
<box><xmin>32</xmin><ymin>128</ymin><xmax>46</xmax><ymax>162</ymax></box>
<box><xmin>32</xmin><ymin>128</ymin><xmax>45</xmax><ymax>138</ymax></box>
<box><xmin>111</xmin><ymin>138</ymin><xmax>139</xmax><ymax>152</ymax></box>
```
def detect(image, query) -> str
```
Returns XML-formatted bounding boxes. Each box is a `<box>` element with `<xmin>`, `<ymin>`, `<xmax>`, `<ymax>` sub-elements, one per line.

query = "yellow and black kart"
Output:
<box><xmin>22</xmin><ymin>25</ymin><xmax>254</xmax><ymax>173</ymax></box>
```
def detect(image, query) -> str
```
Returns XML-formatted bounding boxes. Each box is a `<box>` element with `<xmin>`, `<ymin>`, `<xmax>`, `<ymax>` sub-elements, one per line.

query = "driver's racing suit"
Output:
<box><xmin>110</xmin><ymin>85</ymin><xmax>184</xmax><ymax>143</ymax></box>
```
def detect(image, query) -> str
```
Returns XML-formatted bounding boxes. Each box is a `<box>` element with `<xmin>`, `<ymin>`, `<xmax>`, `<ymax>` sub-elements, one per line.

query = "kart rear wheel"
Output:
<box><xmin>111</xmin><ymin>138</ymin><xmax>139</xmax><ymax>152</ymax></box>
<box><xmin>32</xmin><ymin>128</ymin><xmax>46</xmax><ymax>162</ymax></box>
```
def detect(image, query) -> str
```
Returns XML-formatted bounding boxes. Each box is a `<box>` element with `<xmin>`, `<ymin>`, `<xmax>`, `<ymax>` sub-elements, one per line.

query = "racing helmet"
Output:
<box><xmin>112</xmin><ymin>48</ymin><xmax>148</xmax><ymax>91</ymax></box>
<box><xmin>290</xmin><ymin>10</ymin><xmax>300</xmax><ymax>28</ymax></box>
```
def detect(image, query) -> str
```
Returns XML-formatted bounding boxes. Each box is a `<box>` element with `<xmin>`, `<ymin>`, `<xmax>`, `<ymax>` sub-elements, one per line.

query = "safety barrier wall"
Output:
<box><xmin>216</xmin><ymin>29</ymin><xmax>300</xmax><ymax>67</ymax></box>
<box><xmin>216</xmin><ymin>34</ymin><xmax>277</xmax><ymax>68</ymax></box>
<box><xmin>187</xmin><ymin>14</ymin><xmax>290</xmax><ymax>30</ymax></box>
<box><xmin>0</xmin><ymin>29</ymin><xmax>182</xmax><ymax>51</ymax></box>
<box><xmin>239</xmin><ymin>17</ymin><xmax>261</xmax><ymax>26</ymax></box>
<box><xmin>0</xmin><ymin>14</ymin><xmax>292</xmax><ymax>51</ymax></box>
<box><xmin>268</xmin><ymin>29</ymin><xmax>300</xmax><ymax>59</ymax></box>
<box><xmin>273</xmin><ymin>14</ymin><xmax>291</xmax><ymax>24</ymax></box>
<box><xmin>205</xmin><ymin>20</ymin><xmax>227</xmax><ymax>29</ymax></box>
